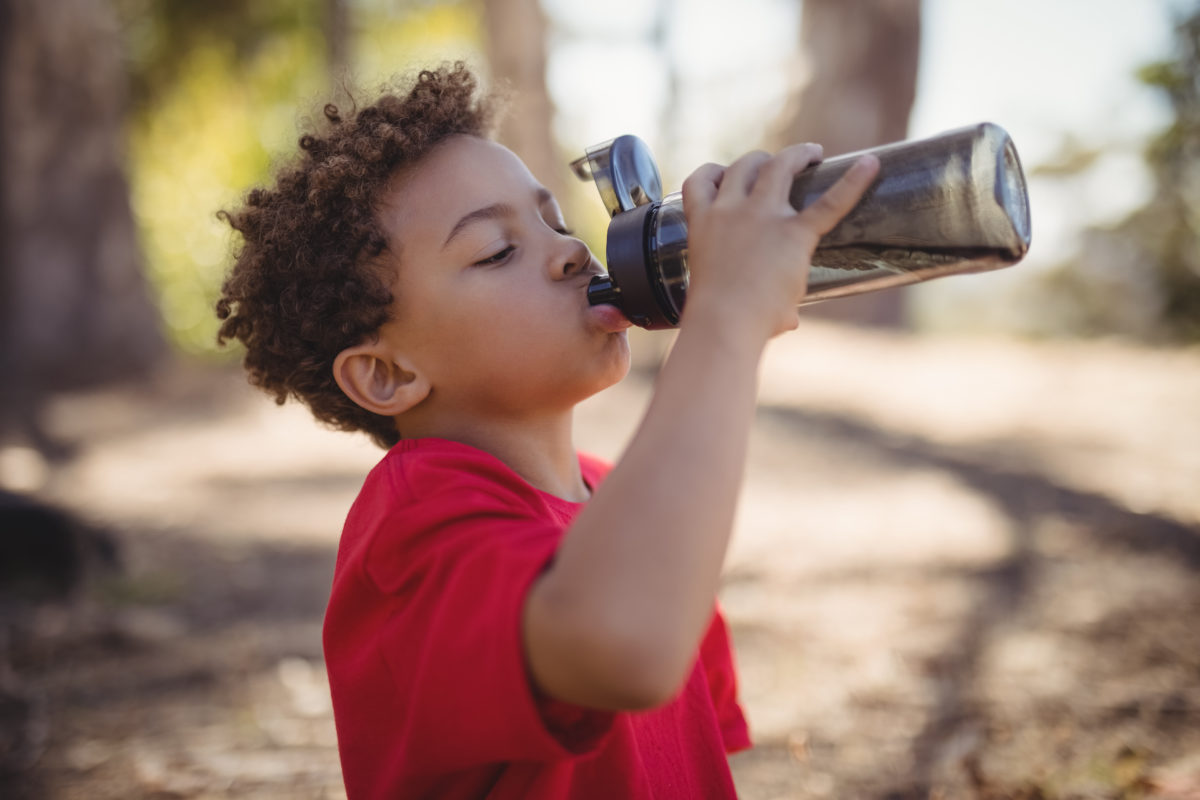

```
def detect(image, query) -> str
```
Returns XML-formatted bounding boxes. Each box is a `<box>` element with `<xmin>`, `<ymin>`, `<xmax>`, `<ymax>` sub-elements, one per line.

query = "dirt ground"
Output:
<box><xmin>2</xmin><ymin>319</ymin><xmax>1199</xmax><ymax>799</ymax></box>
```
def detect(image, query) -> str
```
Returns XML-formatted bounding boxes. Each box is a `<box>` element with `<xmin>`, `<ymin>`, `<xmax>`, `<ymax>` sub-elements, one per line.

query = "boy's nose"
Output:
<box><xmin>552</xmin><ymin>236</ymin><xmax>592</xmax><ymax>280</ymax></box>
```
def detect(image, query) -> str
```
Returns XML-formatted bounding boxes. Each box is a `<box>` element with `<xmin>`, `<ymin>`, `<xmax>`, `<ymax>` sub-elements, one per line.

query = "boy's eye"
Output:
<box><xmin>474</xmin><ymin>245</ymin><xmax>515</xmax><ymax>266</ymax></box>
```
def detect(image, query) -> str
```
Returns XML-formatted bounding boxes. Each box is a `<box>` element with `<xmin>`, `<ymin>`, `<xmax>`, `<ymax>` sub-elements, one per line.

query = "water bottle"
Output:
<box><xmin>571</xmin><ymin>123</ymin><xmax>1032</xmax><ymax>329</ymax></box>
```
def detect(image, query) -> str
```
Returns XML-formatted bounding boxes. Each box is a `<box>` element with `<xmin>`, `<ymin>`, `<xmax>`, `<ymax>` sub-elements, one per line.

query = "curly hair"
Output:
<box><xmin>216</xmin><ymin>63</ymin><xmax>497</xmax><ymax>449</ymax></box>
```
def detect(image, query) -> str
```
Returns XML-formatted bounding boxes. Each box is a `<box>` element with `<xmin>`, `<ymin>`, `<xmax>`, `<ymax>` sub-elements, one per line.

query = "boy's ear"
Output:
<box><xmin>332</xmin><ymin>344</ymin><xmax>430</xmax><ymax>417</ymax></box>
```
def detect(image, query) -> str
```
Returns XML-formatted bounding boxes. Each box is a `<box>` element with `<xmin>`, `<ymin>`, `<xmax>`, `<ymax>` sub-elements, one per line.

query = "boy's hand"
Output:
<box><xmin>680</xmin><ymin>145</ymin><xmax>880</xmax><ymax>341</ymax></box>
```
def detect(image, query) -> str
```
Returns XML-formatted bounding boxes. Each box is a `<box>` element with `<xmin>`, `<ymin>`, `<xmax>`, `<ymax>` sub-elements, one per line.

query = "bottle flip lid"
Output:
<box><xmin>570</xmin><ymin>135</ymin><xmax>663</xmax><ymax>217</ymax></box>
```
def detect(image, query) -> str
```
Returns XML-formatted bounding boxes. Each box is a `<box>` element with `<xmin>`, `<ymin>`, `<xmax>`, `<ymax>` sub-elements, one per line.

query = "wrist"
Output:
<box><xmin>678</xmin><ymin>288</ymin><xmax>775</xmax><ymax>355</ymax></box>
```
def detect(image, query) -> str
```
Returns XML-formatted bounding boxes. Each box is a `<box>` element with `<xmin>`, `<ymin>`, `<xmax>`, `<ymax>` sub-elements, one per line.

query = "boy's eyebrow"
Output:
<box><xmin>442</xmin><ymin>188</ymin><xmax>556</xmax><ymax>249</ymax></box>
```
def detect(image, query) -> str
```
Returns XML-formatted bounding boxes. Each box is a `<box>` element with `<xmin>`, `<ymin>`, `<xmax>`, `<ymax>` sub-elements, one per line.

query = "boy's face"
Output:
<box><xmin>374</xmin><ymin>135</ymin><xmax>631</xmax><ymax>422</ymax></box>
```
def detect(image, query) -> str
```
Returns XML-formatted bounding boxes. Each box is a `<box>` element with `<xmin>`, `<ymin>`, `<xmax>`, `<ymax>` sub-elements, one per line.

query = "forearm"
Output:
<box><xmin>524</xmin><ymin>147</ymin><xmax>878</xmax><ymax>710</ymax></box>
<box><xmin>527</xmin><ymin>300</ymin><xmax>767</xmax><ymax>708</ymax></box>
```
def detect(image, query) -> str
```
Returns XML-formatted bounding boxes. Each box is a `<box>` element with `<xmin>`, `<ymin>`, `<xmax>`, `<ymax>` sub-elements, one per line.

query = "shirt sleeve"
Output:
<box><xmin>360</xmin><ymin>474</ymin><xmax>615</xmax><ymax>775</ymax></box>
<box><xmin>699</xmin><ymin>606</ymin><xmax>753</xmax><ymax>754</ymax></box>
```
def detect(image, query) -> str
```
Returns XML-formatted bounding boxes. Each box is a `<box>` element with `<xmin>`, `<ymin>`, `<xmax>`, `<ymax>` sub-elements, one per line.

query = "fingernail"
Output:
<box><xmin>852</xmin><ymin>154</ymin><xmax>880</xmax><ymax>173</ymax></box>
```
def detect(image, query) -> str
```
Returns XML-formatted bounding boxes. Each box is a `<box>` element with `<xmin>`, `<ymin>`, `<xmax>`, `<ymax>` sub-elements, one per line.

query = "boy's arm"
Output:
<box><xmin>525</xmin><ymin>146</ymin><xmax>881</xmax><ymax>710</ymax></box>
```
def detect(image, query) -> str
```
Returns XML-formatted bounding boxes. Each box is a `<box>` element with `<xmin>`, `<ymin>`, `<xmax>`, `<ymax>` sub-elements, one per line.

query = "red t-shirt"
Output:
<box><xmin>323</xmin><ymin>438</ymin><xmax>751</xmax><ymax>799</ymax></box>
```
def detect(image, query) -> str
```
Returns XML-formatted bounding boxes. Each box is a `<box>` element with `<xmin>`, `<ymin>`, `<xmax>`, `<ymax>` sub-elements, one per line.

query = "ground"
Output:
<box><xmin>1</xmin><ymin>320</ymin><xmax>1198</xmax><ymax>799</ymax></box>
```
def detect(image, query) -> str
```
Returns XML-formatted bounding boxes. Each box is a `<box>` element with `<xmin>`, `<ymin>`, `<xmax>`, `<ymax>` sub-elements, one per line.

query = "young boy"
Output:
<box><xmin>217</xmin><ymin>63</ymin><xmax>878</xmax><ymax>798</ymax></box>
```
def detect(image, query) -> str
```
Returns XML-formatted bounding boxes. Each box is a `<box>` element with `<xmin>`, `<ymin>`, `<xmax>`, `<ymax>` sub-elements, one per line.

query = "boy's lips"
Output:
<box><xmin>586</xmin><ymin>300</ymin><xmax>633</xmax><ymax>333</ymax></box>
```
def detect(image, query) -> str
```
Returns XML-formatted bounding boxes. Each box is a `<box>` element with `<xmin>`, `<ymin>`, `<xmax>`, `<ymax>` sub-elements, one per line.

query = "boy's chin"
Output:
<box><xmin>563</xmin><ymin>351</ymin><xmax>631</xmax><ymax>406</ymax></box>
<box><xmin>593</xmin><ymin>350</ymin><xmax>633</xmax><ymax>393</ymax></box>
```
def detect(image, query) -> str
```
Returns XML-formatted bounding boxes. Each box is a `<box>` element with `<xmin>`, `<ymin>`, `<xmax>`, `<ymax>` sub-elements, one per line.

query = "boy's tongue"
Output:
<box><xmin>589</xmin><ymin>302</ymin><xmax>633</xmax><ymax>333</ymax></box>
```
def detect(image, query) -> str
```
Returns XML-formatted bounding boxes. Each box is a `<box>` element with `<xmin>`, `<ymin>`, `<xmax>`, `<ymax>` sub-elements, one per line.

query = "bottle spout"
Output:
<box><xmin>587</xmin><ymin>274</ymin><xmax>622</xmax><ymax>307</ymax></box>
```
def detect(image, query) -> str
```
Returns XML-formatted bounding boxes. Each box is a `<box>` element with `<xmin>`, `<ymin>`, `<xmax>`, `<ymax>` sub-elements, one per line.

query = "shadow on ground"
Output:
<box><xmin>727</xmin><ymin>403</ymin><xmax>1200</xmax><ymax>798</ymax></box>
<box><xmin>2</xmin><ymin>329</ymin><xmax>1199</xmax><ymax>799</ymax></box>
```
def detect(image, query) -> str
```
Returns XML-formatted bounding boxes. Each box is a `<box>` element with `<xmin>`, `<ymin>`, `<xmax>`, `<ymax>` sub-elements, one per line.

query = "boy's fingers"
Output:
<box><xmin>716</xmin><ymin>150</ymin><xmax>772</xmax><ymax>201</ymax></box>
<box><xmin>681</xmin><ymin>163</ymin><xmax>725</xmax><ymax>219</ymax></box>
<box><xmin>751</xmin><ymin>142</ymin><xmax>824</xmax><ymax>203</ymax></box>
<box><xmin>796</xmin><ymin>154</ymin><xmax>880</xmax><ymax>236</ymax></box>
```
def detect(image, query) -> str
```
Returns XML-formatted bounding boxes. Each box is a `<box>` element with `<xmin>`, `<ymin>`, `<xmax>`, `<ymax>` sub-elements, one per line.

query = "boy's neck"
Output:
<box><xmin>400</xmin><ymin>411</ymin><xmax>589</xmax><ymax>502</ymax></box>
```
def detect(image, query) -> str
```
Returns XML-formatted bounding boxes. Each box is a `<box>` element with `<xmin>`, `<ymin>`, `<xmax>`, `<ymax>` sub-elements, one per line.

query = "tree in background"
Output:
<box><xmin>1125</xmin><ymin>6</ymin><xmax>1200</xmax><ymax>340</ymax></box>
<box><xmin>482</xmin><ymin>0</ymin><xmax>565</xmax><ymax>203</ymax></box>
<box><xmin>327</xmin><ymin>0</ymin><xmax>352</xmax><ymax>84</ymax></box>
<box><xmin>0</xmin><ymin>0</ymin><xmax>164</xmax><ymax>455</ymax></box>
<box><xmin>771</xmin><ymin>0</ymin><xmax>922</xmax><ymax>327</ymax></box>
<box><xmin>118</xmin><ymin>0</ymin><xmax>332</xmax><ymax>355</ymax></box>
<box><xmin>1031</xmin><ymin>6</ymin><xmax>1200</xmax><ymax>343</ymax></box>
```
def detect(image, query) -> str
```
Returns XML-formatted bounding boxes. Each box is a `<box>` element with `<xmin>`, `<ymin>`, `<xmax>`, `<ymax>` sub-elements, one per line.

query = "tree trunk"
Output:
<box><xmin>0</xmin><ymin>0</ymin><xmax>163</xmax><ymax>450</ymax></box>
<box><xmin>772</xmin><ymin>0</ymin><xmax>922</xmax><ymax>328</ymax></box>
<box><xmin>481</xmin><ymin>0</ymin><xmax>565</xmax><ymax>203</ymax></box>
<box><xmin>326</xmin><ymin>0</ymin><xmax>351</xmax><ymax>89</ymax></box>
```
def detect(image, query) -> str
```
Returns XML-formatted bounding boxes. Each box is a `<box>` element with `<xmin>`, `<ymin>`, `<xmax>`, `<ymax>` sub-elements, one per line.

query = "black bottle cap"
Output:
<box><xmin>604</xmin><ymin>203</ymin><xmax>678</xmax><ymax>329</ymax></box>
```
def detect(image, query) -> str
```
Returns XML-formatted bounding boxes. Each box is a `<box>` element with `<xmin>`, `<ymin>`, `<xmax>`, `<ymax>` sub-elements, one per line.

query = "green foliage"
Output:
<box><xmin>128</xmin><ymin>29</ymin><xmax>324</xmax><ymax>354</ymax></box>
<box><xmin>120</xmin><ymin>1</ymin><xmax>482</xmax><ymax>355</ymax></box>
<box><xmin>1136</xmin><ymin>9</ymin><xmax>1200</xmax><ymax>340</ymax></box>
<box><xmin>354</xmin><ymin>3</ymin><xmax>483</xmax><ymax>83</ymax></box>
<box><xmin>1037</xmin><ymin>5</ymin><xmax>1200</xmax><ymax>343</ymax></box>
<box><xmin>117</xmin><ymin>0</ymin><xmax>326</xmax><ymax>114</ymax></box>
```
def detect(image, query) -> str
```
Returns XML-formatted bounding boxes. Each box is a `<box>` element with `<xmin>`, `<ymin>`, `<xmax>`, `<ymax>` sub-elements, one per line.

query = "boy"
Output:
<box><xmin>216</xmin><ymin>63</ymin><xmax>878</xmax><ymax>798</ymax></box>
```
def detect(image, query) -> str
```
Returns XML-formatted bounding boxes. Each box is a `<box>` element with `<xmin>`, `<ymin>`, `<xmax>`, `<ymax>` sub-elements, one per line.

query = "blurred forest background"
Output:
<box><xmin>1</xmin><ymin>1</ymin><xmax>1199</xmax><ymax>798</ymax></box>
